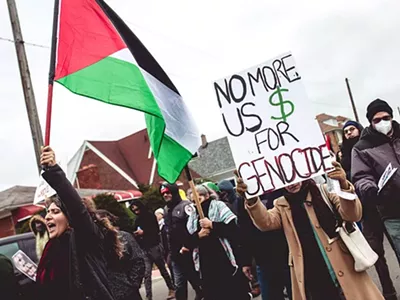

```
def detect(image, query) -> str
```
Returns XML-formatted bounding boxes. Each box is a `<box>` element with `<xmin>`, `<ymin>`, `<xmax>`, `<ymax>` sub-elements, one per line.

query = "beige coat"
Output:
<box><xmin>246</xmin><ymin>184</ymin><xmax>383</xmax><ymax>300</ymax></box>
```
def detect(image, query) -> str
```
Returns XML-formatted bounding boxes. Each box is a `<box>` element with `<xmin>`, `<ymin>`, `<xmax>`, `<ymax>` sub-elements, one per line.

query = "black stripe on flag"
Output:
<box><xmin>96</xmin><ymin>0</ymin><xmax>180</xmax><ymax>96</ymax></box>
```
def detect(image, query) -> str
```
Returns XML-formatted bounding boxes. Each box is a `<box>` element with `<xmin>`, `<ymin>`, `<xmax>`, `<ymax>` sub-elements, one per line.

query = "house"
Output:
<box><xmin>68</xmin><ymin>129</ymin><xmax>200</xmax><ymax>192</ymax></box>
<box><xmin>0</xmin><ymin>185</ymin><xmax>141</xmax><ymax>238</ymax></box>
<box><xmin>189</xmin><ymin>134</ymin><xmax>236</xmax><ymax>184</ymax></box>
<box><xmin>316</xmin><ymin>113</ymin><xmax>350</xmax><ymax>153</ymax></box>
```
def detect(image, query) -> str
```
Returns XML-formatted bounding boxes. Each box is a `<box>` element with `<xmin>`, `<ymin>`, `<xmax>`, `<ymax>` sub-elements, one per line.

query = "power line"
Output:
<box><xmin>0</xmin><ymin>36</ymin><xmax>49</xmax><ymax>49</ymax></box>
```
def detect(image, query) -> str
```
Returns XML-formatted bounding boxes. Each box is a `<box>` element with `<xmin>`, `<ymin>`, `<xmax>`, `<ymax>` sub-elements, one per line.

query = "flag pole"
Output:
<box><xmin>45</xmin><ymin>0</ymin><xmax>60</xmax><ymax>146</ymax></box>
<box><xmin>184</xmin><ymin>166</ymin><xmax>205</xmax><ymax>219</ymax></box>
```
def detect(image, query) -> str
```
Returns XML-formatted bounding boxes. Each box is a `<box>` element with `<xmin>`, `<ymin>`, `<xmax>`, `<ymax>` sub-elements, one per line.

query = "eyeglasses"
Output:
<box><xmin>344</xmin><ymin>127</ymin><xmax>356</xmax><ymax>135</ymax></box>
<box><xmin>372</xmin><ymin>116</ymin><xmax>391</xmax><ymax>124</ymax></box>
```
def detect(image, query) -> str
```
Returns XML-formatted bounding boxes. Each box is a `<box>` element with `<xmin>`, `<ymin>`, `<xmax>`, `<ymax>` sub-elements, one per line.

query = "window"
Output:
<box><xmin>0</xmin><ymin>242</ymin><xmax>19</xmax><ymax>260</ymax></box>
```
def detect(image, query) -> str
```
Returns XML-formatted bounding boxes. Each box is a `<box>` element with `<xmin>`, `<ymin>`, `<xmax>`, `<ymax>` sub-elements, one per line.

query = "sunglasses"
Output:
<box><xmin>372</xmin><ymin>116</ymin><xmax>391</xmax><ymax>124</ymax></box>
<box><xmin>344</xmin><ymin>127</ymin><xmax>356</xmax><ymax>135</ymax></box>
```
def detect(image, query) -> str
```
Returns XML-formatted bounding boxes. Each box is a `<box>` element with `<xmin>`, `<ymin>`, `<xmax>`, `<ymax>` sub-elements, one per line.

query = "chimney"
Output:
<box><xmin>201</xmin><ymin>134</ymin><xmax>208</xmax><ymax>148</ymax></box>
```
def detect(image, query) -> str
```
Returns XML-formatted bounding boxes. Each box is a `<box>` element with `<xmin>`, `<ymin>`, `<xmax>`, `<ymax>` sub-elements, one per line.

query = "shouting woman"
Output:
<box><xmin>37</xmin><ymin>146</ymin><xmax>121</xmax><ymax>300</ymax></box>
<box><xmin>240</xmin><ymin>161</ymin><xmax>383</xmax><ymax>300</ymax></box>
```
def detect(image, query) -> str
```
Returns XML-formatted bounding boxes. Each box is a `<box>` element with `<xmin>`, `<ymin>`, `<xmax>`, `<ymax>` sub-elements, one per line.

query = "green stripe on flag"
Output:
<box><xmin>56</xmin><ymin>56</ymin><xmax>163</xmax><ymax>119</ymax></box>
<box><xmin>56</xmin><ymin>55</ymin><xmax>192</xmax><ymax>183</ymax></box>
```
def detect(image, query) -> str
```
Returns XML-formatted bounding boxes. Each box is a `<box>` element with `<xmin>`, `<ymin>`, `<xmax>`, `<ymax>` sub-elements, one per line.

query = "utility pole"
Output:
<box><xmin>345</xmin><ymin>78</ymin><xmax>360</xmax><ymax>123</ymax></box>
<box><xmin>7</xmin><ymin>0</ymin><xmax>43</xmax><ymax>173</ymax></box>
<box><xmin>397</xmin><ymin>106</ymin><xmax>400</xmax><ymax>118</ymax></box>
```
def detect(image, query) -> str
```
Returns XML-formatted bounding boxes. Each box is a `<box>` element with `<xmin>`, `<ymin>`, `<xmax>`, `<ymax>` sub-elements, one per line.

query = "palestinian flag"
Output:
<box><xmin>54</xmin><ymin>0</ymin><xmax>200</xmax><ymax>183</ymax></box>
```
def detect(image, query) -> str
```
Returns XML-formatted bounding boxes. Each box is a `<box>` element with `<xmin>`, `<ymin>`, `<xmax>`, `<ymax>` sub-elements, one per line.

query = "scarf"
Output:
<box><xmin>286</xmin><ymin>180</ymin><xmax>338</xmax><ymax>239</ymax></box>
<box><xmin>187</xmin><ymin>199</ymin><xmax>237</xmax><ymax>273</ymax></box>
<box><xmin>37</xmin><ymin>229</ymin><xmax>82</xmax><ymax>299</ymax></box>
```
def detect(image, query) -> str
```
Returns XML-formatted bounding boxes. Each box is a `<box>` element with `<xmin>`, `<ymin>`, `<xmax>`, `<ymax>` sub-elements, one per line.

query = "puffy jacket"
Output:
<box><xmin>352</xmin><ymin>121</ymin><xmax>400</xmax><ymax>219</ymax></box>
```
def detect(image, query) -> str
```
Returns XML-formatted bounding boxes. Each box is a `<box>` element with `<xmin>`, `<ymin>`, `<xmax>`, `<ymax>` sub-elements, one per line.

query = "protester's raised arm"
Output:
<box><xmin>41</xmin><ymin>146</ymin><xmax>102</xmax><ymax>240</ymax></box>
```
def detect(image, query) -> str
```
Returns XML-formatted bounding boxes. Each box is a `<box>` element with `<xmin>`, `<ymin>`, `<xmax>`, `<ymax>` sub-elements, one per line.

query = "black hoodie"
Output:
<box><xmin>162</xmin><ymin>183</ymin><xmax>193</xmax><ymax>259</ymax></box>
<box><xmin>341</xmin><ymin>121</ymin><xmax>364</xmax><ymax>181</ymax></box>
<box><xmin>131</xmin><ymin>200</ymin><xmax>160</xmax><ymax>250</ymax></box>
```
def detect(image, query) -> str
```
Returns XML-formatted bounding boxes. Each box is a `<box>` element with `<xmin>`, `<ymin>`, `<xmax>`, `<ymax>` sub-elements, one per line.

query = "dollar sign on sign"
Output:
<box><xmin>269</xmin><ymin>86</ymin><xmax>294</xmax><ymax>122</ymax></box>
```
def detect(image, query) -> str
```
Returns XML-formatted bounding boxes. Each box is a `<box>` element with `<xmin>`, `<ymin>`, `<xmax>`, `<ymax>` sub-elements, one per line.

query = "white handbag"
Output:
<box><xmin>317</xmin><ymin>184</ymin><xmax>379</xmax><ymax>272</ymax></box>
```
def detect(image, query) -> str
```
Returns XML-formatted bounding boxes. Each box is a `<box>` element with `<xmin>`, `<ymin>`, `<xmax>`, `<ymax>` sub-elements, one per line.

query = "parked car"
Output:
<box><xmin>0</xmin><ymin>232</ymin><xmax>37</xmax><ymax>299</ymax></box>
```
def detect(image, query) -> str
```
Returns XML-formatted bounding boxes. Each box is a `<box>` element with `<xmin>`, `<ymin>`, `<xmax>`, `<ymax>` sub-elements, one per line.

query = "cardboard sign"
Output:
<box><xmin>34</xmin><ymin>171</ymin><xmax>57</xmax><ymax>204</ymax></box>
<box><xmin>214</xmin><ymin>52</ymin><xmax>332</xmax><ymax>197</ymax></box>
<box><xmin>12</xmin><ymin>250</ymin><xmax>37</xmax><ymax>281</ymax></box>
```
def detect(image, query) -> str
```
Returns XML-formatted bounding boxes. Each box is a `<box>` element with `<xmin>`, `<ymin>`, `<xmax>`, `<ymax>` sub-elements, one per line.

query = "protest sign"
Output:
<box><xmin>34</xmin><ymin>158</ymin><xmax>68</xmax><ymax>204</ymax></box>
<box><xmin>12</xmin><ymin>250</ymin><xmax>37</xmax><ymax>281</ymax></box>
<box><xmin>34</xmin><ymin>171</ymin><xmax>57</xmax><ymax>204</ymax></box>
<box><xmin>214</xmin><ymin>52</ymin><xmax>332</xmax><ymax>197</ymax></box>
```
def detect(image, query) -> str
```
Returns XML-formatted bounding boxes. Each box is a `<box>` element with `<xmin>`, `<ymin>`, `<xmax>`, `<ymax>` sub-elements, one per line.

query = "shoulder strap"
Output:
<box><xmin>317</xmin><ymin>184</ymin><xmax>343</xmax><ymax>225</ymax></box>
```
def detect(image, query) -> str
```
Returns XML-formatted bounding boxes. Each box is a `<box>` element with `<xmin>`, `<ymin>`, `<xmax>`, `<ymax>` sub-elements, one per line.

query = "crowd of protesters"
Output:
<box><xmin>1</xmin><ymin>98</ymin><xmax>399</xmax><ymax>300</ymax></box>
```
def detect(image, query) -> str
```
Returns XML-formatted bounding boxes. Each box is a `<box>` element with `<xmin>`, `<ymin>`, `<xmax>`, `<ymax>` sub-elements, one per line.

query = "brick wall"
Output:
<box><xmin>78</xmin><ymin>150</ymin><xmax>135</xmax><ymax>190</ymax></box>
<box><xmin>0</xmin><ymin>216</ymin><xmax>15</xmax><ymax>238</ymax></box>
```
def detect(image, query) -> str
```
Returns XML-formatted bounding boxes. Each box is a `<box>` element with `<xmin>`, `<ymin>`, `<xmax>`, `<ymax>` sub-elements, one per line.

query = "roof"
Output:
<box><xmin>189</xmin><ymin>137</ymin><xmax>235</xmax><ymax>178</ymax></box>
<box><xmin>0</xmin><ymin>186</ymin><xmax>36</xmax><ymax>211</ymax></box>
<box><xmin>318</xmin><ymin>122</ymin><xmax>342</xmax><ymax>133</ymax></box>
<box><xmin>70</xmin><ymin>129</ymin><xmax>155</xmax><ymax>186</ymax></box>
<box><xmin>0</xmin><ymin>185</ymin><xmax>142</xmax><ymax>213</ymax></box>
<box><xmin>316</xmin><ymin>113</ymin><xmax>336</xmax><ymax>122</ymax></box>
<box><xmin>315</xmin><ymin>113</ymin><xmax>350</xmax><ymax>133</ymax></box>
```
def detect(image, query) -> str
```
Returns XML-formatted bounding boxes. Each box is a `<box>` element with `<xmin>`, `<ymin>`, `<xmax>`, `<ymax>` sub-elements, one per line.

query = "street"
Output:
<box><xmin>141</xmin><ymin>237</ymin><xmax>400</xmax><ymax>300</ymax></box>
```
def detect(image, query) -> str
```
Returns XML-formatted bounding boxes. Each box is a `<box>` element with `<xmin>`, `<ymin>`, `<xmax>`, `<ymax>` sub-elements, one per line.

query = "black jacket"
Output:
<box><xmin>237</xmin><ymin>190</ymin><xmax>289</xmax><ymax>267</ymax></box>
<box><xmin>341</xmin><ymin>121</ymin><xmax>364</xmax><ymax>181</ymax></box>
<box><xmin>132</xmin><ymin>201</ymin><xmax>160</xmax><ymax>250</ymax></box>
<box><xmin>163</xmin><ymin>184</ymin><xmax>193</xmax><ymax>259</ymax></box>
<box><xmin>352</xmin><ymin>121</ymin><xmax>400</xmax><ymax>219</ymax></box>
<box><xmin>108</xmin><ymin>231</ymin><xmax>145</xmax><ymax>299</ymax></box>
<box><xmin>42</xmin><ymin>165</ymin><xmax>115</xmax><ymax>300</ymax></box>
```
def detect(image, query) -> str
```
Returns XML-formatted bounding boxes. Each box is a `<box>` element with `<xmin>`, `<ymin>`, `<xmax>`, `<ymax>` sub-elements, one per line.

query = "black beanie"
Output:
<box><xmin>366</xmin><ymin>99</ymin><xmax>393</xmax><ymax>123</ymax></box>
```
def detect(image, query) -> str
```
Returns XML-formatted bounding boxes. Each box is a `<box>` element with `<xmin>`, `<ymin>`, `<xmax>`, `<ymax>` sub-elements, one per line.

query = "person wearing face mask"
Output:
<box><xmin>340</xmin><ymin>120</ymin><xmax>364</xmax><ymax>181</ymax></box>
<box><xmin>241</xmin><ymin>162</ymin><xmax>383</xmax><ymax>300</ymax></box>
<box><xmin>352</xmin><ymin>99</ymin><xmax>400</xmax><ymax>269</ymax></box>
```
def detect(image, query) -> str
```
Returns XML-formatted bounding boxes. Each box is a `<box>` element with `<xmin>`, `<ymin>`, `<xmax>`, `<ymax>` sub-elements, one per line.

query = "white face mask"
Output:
<box><xmin>374</xmin><ymin>120</ymin><xmax>392</xmax><ymax>135</ymax></box>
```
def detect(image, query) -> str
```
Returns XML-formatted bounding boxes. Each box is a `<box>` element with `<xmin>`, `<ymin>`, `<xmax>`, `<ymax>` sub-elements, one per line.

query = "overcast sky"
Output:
<box><xmin>1</xmin><ymin>0</ymin><xmax>400</xmax><ymax>191</ymax></box>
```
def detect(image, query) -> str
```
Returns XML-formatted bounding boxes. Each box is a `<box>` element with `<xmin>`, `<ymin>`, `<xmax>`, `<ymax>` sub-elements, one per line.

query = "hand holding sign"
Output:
<box><xmin>214</xmin><ymin>52</ymin><xmax>332</xmax><ymax>197</ymax></box>
<box><xmin>327</xmin><ymin>161</ymin><xmax>349</xmax><ymax>190</ymax></box>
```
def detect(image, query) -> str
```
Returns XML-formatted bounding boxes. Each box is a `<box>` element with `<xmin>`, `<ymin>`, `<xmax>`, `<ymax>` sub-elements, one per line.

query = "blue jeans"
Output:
<box><xmin>256</xmin><ymin>263</ymin><xmax>292</xmax><ymax>300</ymax></box>
<box><xmin>384</xmin><ymin>219</ymin><xmax>400</xmax><ymax>265</ymax></box>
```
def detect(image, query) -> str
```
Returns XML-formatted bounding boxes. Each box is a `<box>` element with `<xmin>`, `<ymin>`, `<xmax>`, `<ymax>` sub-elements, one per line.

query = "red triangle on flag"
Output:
<box><xmin>55</xmin><ymin>0</ymin><xmax>127</xmax><ymax>80</ymax></box>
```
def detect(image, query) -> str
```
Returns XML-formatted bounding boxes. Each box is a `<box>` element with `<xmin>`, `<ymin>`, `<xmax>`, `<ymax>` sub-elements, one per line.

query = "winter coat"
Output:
<box><xmin>41</xmin><ymin>165</ymin><xmax>115</xmax><ymax>300</ymax></box>
<box><xmin>132</xmin><ymin>201</ymin><xmax>160</xmax><ymax>250</ymax></box>
<box><xmin>352</xmin><ymin>121</ymin><xmax>400</xmax><ymax>219</ymax></box>
<box><xmin>341</xmin><ymin>121</ymin><xmax>364</xmax><ymax>181</ymax></box>
<box><xmin>246</xmin><ymin>184</ymin><xmax>383</xmax><ymax>300</ymax></box>
<box><xmin>29</xmin><ymin>215</ymin><xmax>49</xmax><ymax>260</ymax></box>
<box><xmin>163</xmin><ymin>183</ymin><xmax>194</xmax><ymax>260</ymax></box>
<box><xmin>0</xmin><ymin>254</ymin><xmax>19</xmax><ymax>300</ymax></box>
<box><xmin>237</xmin><ymin>191</ymin><xmax>289</xmax><ymax>267</ymax></box>
<box><xmin>108</xmin><ymin>231</ymin><xmax>145</xmax><ymax>299</ymax></box>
